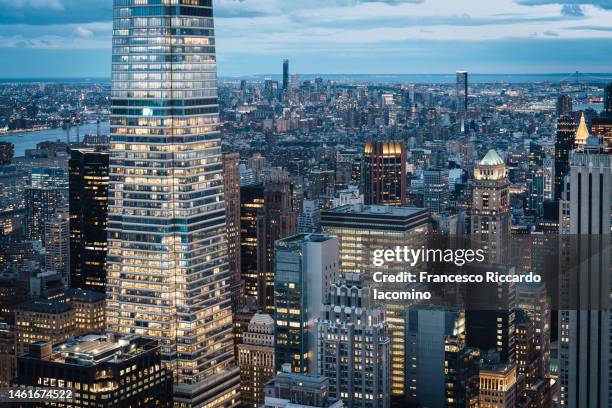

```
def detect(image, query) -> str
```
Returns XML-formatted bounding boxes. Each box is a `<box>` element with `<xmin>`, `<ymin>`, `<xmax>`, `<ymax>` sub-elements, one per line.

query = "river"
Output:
<box><xmin>1</xmin><ymin>121</ymin><xmax>110</xmax><ymax>157</ymax></box>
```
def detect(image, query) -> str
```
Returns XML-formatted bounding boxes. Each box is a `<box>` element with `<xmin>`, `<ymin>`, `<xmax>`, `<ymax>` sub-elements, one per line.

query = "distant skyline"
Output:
<box><xmin>1</xmin><ymin>0</ymin><xmax>612</xmax><ymax>78</ymax></box>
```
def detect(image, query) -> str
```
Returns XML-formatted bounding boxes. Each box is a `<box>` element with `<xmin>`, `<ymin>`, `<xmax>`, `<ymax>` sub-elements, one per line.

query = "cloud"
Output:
<box><xmin>0</xmin><ymin>0</ymin><xmax>109</xmax><ymax>25</ymax></box>
<box><xmin>516</xmin><ymin>0</ymin><xmax>612</xmax><ymax>10</ymax></box>
<box><xmin>0</xmin><ymin>0</ymin><xmax>64</xmax><ymax>10</ymax></box>
<box><xmin>75</xmin><ymin>26</ymin><xmax>93</xmax><ymax>38</ymax></box>
<box><xmin>0</xmin><ymin>21</ymin><xmax>110</xmax><ymax>49</ymax></box>
<box><xmin>567</xmin><ymin>24</ymin><xmax>612</xmax><ymax>30</ymax></box>
<box><xmin>215</xmin><ymin>0</ymin><xmax>424</xmax><ymax>18</ymax></box>
<box><xmin>561</xmin><ymin>4</ymin><xmax>585</xmax><ymax>14</ymax></box>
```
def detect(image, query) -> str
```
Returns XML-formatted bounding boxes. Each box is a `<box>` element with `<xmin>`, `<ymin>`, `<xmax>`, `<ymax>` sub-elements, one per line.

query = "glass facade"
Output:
<box><xmin>106</xmin><ymin>1</ymin><xmax>239</xmax><ymax>406</ymax></box>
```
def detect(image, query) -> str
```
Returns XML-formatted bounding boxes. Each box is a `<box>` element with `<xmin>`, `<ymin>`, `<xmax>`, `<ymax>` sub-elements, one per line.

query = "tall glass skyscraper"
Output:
<box><xmin>456</xmin><ymin>70</ymin><xmax>468</xmax><ymax>113</ymax></box>
<box><xmin>106</xmin><ymin>1</ymin><xmax>239</xmax><ymax>406</ymax></box>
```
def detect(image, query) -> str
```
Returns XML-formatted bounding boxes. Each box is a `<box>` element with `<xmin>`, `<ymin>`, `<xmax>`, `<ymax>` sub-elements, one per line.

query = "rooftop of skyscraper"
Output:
<box><xmin>22</xmin><ymin>333</ymin><xmax>159</xmax><ymax>367</ymax></box>
<box><xmin>324</xmin><ymin>204</ymin><xmax>427</xmax><ymax>217</ymax></box>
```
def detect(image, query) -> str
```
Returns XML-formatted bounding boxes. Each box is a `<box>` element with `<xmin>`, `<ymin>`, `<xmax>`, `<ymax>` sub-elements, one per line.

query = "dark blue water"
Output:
<box><xmin>1</xmin><ymin>121</ymin><xmax>110</xmax><ymax>157</ymax></box>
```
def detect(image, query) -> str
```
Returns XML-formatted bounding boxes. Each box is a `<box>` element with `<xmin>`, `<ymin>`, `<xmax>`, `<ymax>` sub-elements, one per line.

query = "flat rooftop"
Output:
<box><xmin>27</xmin><ymin>334</ymin><xmax>156</xmax><ymax>367</ymax></box>
<box><xmin>324</xmin><ymin>204</ymin><xmax>427</xmax><ymax>217</ymax></box>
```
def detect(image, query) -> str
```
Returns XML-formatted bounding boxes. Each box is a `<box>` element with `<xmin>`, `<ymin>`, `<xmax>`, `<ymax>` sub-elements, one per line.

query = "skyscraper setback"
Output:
<box><xmin>106</xmin><ymin>1</ymin><xmax>239</xmax><ymax>407</ymax></box>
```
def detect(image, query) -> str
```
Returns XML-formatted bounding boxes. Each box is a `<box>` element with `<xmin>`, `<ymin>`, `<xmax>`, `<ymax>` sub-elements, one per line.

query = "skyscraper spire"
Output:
<box><xmin>575</xmin><ymin>112</ymin><xmax>590</xmax><ymax>146</ymax></box>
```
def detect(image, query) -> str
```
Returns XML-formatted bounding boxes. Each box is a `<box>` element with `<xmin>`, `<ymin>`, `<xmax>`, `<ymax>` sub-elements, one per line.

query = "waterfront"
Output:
<box><xmin>1</xmin><ymin>121</ymin><xmax>110</xmax><ymax>157</ymax></box>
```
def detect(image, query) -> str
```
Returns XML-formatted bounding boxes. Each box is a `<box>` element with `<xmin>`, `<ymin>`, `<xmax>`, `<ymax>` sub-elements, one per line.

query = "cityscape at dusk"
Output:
<box><xmin>0</xmin><ymin>1</ymin><xmax>610</xmax><ymax>408</ymax></box>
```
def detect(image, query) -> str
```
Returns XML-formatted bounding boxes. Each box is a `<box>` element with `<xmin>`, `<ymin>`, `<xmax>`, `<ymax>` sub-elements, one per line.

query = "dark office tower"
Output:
<box><xmin>456</xmin><ymin>71</ymin><xmax>468</xmax><ymax>113</ymax></box>
<box><xmin>605</xmin><ymin>82</ymin><xmax>612</xmax><ymax>116</ymax></box>
<box><xmin>25</xmin><ymin>187</ymin><xmax>61</xmax><ymax>243</ymax></box>
<box><xmin>554</xmin><ymin>115</ymin><xmax>575</xmax><ymax>201</ymax></box>
<box><xmin>106</xmin><ymin>1</ymin><xmax>240</xmax><ymax>406</ymax></box>
<box><xmin>465</xmin><ymin>288</ymin><xmax>517</xmax><ymax>365</ymax></box>
<box><xmin>363</xmin><ymin>141</ymin><xmax>407</xmax><ymax>206</ymax></box>
<box><xmin>258</xmin><ymin>173</ymin><xmax>298</xmax><ymax>313</ymax></box>
<box><xmin>283</xmin><ymin>59</ymin><xmax>289</xmax><ymax>90</ymax></box>
<box><xmin>444</xmin><ymin>336</ymin><xmax>480</xmax><ymax>408</ymax></box>
<box><xmin>69</xmin><ymin>148</ymin><xmax>109</xmax><ymax>292</ymax></box>
<box><xmin>592</xmin><ymin>116</ymin><xmax>612</xmax><ymax>153</ymax></box>
<box><xmin>14</xmin><ymin>335</ymin><xmax>173</xmax><ymax>408</ymax></box>
<box><xmin>240</xmin><ymin>183</ymin><xmax>265</xmax><ymax>305</ymax></box>
<box><xmin>556</xmin><ymin>94</ymin><xmax>573</xmax><ymax>117</ymax></box>
<box><xmin>515</xmin><ymin>311</ymin><xmax>541</xmax><ymax>391</ymax></box>
<box><xmin>223</xmin><ymin>153</ymin><xmax>242</xmax><ymax>305</ymax></box>
<box><xmin>0</xmin><ymin>142</ymin><xmax>13</xmax><ymax>165</ymax></box>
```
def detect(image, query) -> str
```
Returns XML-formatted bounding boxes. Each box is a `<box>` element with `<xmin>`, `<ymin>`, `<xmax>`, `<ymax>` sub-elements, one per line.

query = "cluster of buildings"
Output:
<box><xmin>0</xmin><ymin>82</ymin><xmax>109</xmax><ymax>134</ymax></box>
<box><xmin>0</xmin><ymin>2</ymin><xmax>610</xmax><ymax>408</ymax></box>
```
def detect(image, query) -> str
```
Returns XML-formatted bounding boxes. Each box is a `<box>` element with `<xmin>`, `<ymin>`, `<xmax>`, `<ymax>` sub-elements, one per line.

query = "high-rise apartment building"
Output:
<box><xmin>456</xmin><ymin>71</ymin><xmax>468</xmax><ymax>113</ymax></box>
<box><xmin>69</xmin><ymin>148</ymin><xmax>109</xmax><ymax>292</ymax></box>
<box><xmin>223</xmin><ymin>152</ymin><xmax>243</xmax><ymax>305</ymax></box>
<box><xmin>317</xmin><ymin>284</ymin><xmax>390</xmax><ymax>408</ymax></box>
<box><xmin>25</xmin><ymin>187</ymin><xmax>61</xmax><ymax>243</ymax></box>
<box><xmin>106</xmin><ymin>1</ymin><xmax>240</xmax><ymax>406</ymax></box>
<box><xmin>516</xmin><ymin>281</ymin><xmax>551</xmax><ymax>377</ymax></box>
<box><xmin>363</xmin><ymin>141</ymin><xmax>406</xmax><ymax>206</ymax></box>
<box><xmin>31</xmin><ymin>167</ymin><xmax>68</xmax><ymax>190</ymax></box>
<box><xmin>274</xmin><ymin>233</ymin><xmax>339</xmax><ymax>374</ymax></box>
<box><xmin>515</xmin><ymin>311</ymin><xmax>541</xmax><ymax>391</ymax></box>
<box><xmin>321</xmin><ymin>204</ymin><xmax>429</xmax><ymax>397</ymax></box>
<box><xmin>44</xmin><ymin>210</ymin><xmax>70</xmax><ymax>284</ymax></box>
<box><xmin>542</xmin><ymin>155</ymin><xmax>554</xmax><ymax>201</ymax></box>
<box><xmin>237</xmin><ymin>313</ymin><xmax>276</xmax><ymax>408</ymax></box>
<box><xmin>423</xmin><ymin>168</ymin><xmax>449</xmax><ymax>214</ymax></box>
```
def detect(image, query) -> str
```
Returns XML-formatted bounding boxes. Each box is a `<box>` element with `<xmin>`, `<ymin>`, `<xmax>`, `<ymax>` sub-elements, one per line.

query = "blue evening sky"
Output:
<box><xmin>0</xmin><ymin>0</ymin><xmax>611</xmax><ymax>78</ymax></box>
